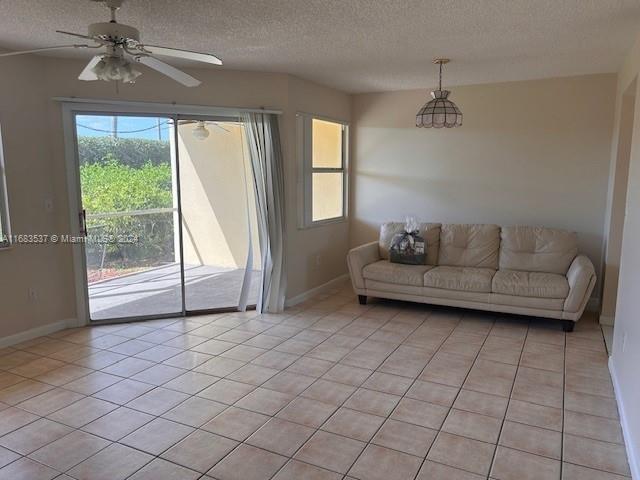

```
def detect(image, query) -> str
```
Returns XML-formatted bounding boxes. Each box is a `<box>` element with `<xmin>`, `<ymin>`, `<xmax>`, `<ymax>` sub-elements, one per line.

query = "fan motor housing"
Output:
<box><xmin>88</xmin><ymin>22</ymin><xmax>140</xmax><ymax>43</ymax></box>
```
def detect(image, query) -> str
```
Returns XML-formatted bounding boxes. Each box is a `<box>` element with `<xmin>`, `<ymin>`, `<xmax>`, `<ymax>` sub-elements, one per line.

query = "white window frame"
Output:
<box><xmin>297</xmin><ymin>112</ymin><xmax>349</xmax><ymax>229</ymax></box>
<box><xmin>0</xmin><ymin>124</ymin><xmax>11</xmax><ymax>249</ymax></box>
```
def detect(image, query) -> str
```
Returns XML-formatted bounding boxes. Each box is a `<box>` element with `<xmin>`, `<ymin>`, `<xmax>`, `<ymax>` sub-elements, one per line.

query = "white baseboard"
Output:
<box><xmin>285</xmin><ymin>274</ymin><xmax>350</xmax><ymax>308</ymax></box>
<box><xmin>600</xmin><ymin>314</ymin><xmax>615</xmax><ymax>326</ymax></box>
<box><xmin>0</xmin><ymin>319</ymin><xmax>75</xmax><ymax>349</ymax></box>
<box><xmin>609</xmin><ymin>356</ymin><xmax>639</xmax><ymax>479</ymax></box>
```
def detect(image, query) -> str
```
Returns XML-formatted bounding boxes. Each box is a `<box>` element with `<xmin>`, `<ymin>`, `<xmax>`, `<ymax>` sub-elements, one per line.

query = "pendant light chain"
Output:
<box><xmin>439</xmin><ymin>61</ymin><xmax>443</xmax><ymax>91</ymax></box>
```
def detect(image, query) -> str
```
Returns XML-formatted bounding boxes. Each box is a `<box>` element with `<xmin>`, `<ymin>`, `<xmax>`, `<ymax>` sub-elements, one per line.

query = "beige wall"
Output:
<box><xmin>178</xmin><ymin>123</ymin><xmax>260</xmax><ymax>270</ymax></box>
<box><xmin>610</xmin><ymin>31</ymin><xmax>640</xmax><ymax>479</ymax></box>
<box><xmin>351</xmin><ymin>74</ymin><xmax>616</xmax><ymax>302</ymax></box>
<box><xmin>0</xmin><ymin>56</ymin><xmax>350</xmax><ymax>339</ymax></box>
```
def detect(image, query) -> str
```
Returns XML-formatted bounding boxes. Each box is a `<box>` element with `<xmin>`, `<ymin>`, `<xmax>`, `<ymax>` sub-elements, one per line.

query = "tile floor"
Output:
<box><xmin>0</xmin><ymin>281</ymin><xmax>630</xmax><ymax>480</ymax></box>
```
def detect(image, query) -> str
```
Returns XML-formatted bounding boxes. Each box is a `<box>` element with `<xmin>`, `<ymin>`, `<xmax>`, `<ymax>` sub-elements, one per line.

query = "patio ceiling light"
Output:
<box><xmin>192</xmin><ymin>121</ymin><xmax>210</xmax><ymax>140</ymax></box>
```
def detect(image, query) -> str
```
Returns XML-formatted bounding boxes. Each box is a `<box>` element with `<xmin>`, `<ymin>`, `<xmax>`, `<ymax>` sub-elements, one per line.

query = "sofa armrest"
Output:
<box><xmin>564</xmin><ymin>254</ymin><xmax>596</xmax><ymax>313</ymax></box>
<box><xmin>347</xmin><ymin>241</ymin><xmax>380</xmax><ymax>290</ymax></box>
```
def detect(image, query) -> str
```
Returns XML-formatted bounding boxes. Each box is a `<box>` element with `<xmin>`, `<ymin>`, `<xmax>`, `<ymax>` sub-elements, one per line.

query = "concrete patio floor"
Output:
<box><xmin>88</xmin><ymin>263</ymin><xmax>261</xmax><ymax>320</ymax></box>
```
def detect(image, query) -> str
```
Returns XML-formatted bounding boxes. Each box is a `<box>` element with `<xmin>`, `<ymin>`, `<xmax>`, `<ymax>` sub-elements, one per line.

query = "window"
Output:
<box><xmin>0</xmin><ymin>125</ymin><xmax>10</xmax><ymax>248</ymax></box>
<box><xmin>298</xmin><ymin>114</ymin><xmax>348</xmax><ymax>227</ymax></box>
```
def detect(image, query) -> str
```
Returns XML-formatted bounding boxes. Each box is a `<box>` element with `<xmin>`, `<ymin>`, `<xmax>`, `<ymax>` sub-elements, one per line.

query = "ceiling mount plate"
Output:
<box><xmin>433</xmin><ymin>58</ymin><xmax>450</xmax><ymax>65</ymax></box>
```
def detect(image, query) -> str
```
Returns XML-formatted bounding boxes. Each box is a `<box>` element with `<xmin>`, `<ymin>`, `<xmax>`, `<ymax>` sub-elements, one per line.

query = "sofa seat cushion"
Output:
<box><xmin>423</xmin><ymin>266</ymin><xmax>495</xmax><ymax>293</ymax></box>
<box><xmin>492</xmin><ymin>270</ymin><xmax>569</xmax><ymax>299</ymax></box>
<box><xmin>362</xmin><ymin>260</ymin><xmax>433</xmax><ymax>287</ymax></box>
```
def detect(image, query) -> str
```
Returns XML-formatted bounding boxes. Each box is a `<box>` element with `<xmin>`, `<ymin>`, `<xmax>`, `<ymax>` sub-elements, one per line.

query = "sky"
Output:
<box><xmin>76</xmin><ymin>115</ymin><xmax>171</xmax><ymax>141</ymax></box>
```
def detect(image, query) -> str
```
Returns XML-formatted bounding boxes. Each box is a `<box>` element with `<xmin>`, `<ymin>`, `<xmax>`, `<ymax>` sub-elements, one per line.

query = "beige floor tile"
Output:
<box><xmin>226</xmin><ymin>364</ymin><xmax>279</xmax><ymax>386</ymax></box>
<box><xmin>100</xmin><ymin>357</ymin><xmax>155</xmax><ymax>377</ymax></box>
<box><xmin>499</xmin><ymin>420</ymin><xmax>562</xmax><ymax>459</ymax></box>
<box><xmin>427</xmin><ymin>432</ymin><xmax>495</xmax><ymax>476</ymax></box>
<box><xmin>47</xmin><ymin>396</ymin><xmax>118</xmax><ymax>428</ymax></box>
<box><xmin>126</xmin><ymin>387</ymin><xmax>190</xmax><ymax>415</ymax></box>
<box><xmin>520</xmin><ymin>342</ymin><xmax>564</xmax><ymax>373</ymax></box>
<box><xmin>343</xmin><ymin>388</ymin><xmax>400</xmax><ymax>417</ymax></box>
<box><xmin>442</xmin><ymin>408</ymin><xmax>502</xmax><ymax>443</ymax></box>
<box><xmin>191</xmin><ymin>339</ymin><xmax>236</xmax><ymax>355</ymax></box>
<box><xmin>490</xmin><ymin>445</ymin><xmax>561</xmax><ymax>480</ymax></box>
<box><xmin>562</xmin><ymin>462</ymin><xmax>631</xmax><ymax>480</ymax></box>
<box><xmin>9</xmin><ymin>357</ymin><xmax>65</xmax><ymax>378</ymax></box>
<box><xmin>121</xmin><ymin>417</ymin><xmax>194</xmax><ymax>455</ymax></box>
<box><xmin>196</xmin><ymin>357</ymin><xmax>247</xmax><ymax>377</ymax></box>
<box><xmin>0</xmin><ymin>457</ymin><xmax>60</xmax><ymax>480</ymax></box>
<box><xmin>390</xmin><ymin>397</ymin><xmax>449</xmax><ymax>429</ymax></box>
<box><xmin>161</xmin><ymin>429</ymin><xmax>237</xmax><ymax>473</ymax></box>
<box><xmin>564</xmin><ymin>410</ymin><xmax>624</xmax><ymax>444</ymax></box>
<box><xmin>252</xmin><ymin>350</ymin><xmax>299</xmax><ymax>370</ymax></box>
<box><xmin>162</xmin><ymin>351</ymin><xmax>212</xmax><ymax>369</ymax></box>
<box><xmin>276</xmin><ymin>396</ymin><xmax>336</xmax><ymax>427</ymax></box>
<box><xmin>0</xmin><ymin>406</ymin><xmax>39</xmax><ymax>436</ymax></box>
<box><xmin>406</xmin><ymin>380</ymin><xmax>459</xmax><ymax>406</ymax></box>
<box><xmin>82</xmin><ymin>406</ymin><xmax>154</xmax><ymax>441</ymax></box>
<box><xmin>92</xmin><ymin>378</ymin><xmax>155</xmax><ymax>404</ymax></box>
<box><xmin>563</xmin><ymin>433</ymin><xmax>630</xmax><ymax>477</ymax></box>
<box><xmin>301</xmin><ymin>379</ymin><xmax>357</xmax><ymax>405</ymax></box>
<box><xmin>0</xmin><ymin>444</ymin><xmax>20</xmax><ymax>468</ymax></box>
<box><xmin>419</xmin><ymin>352</ymin><xmax>474</xmax><ymax>387</ymax></box>
<box><xmin>348</xmin><ymin>444</ymin><xmax>422</xmax><ymax>480</ymax></box>
<box><xmin>378</xmin><ymin>346</ymin><xmax>432</xmax><ymax>377</ymax></box>
<box><xmin>274</xmin><ymin>339</ymin><xmax>316</xmax><ymax>355</ymax></box>
<box><xmin>272</xmin><ymin>459</ymin><xmax>342</xmax><ymax>480</ymax></box>
<box><xmin>321</xmin><ymin>407</ymin><xmax>385</xmax><ymax>441</ymax></box>
<box><xmin>247</xmin><ymin>417</ymin><xmax>315</xmax><ymax>456</ymax></box>
<box><xmin>0</xmin><ymin>379</ymin><xmax>54</xmax><ymax>405</ymax></box>
<box><xmin>68</xmin><ymin>443</ymin><xmax>153</xmax><ymax>480</ymax></box>
<box><xmin>463</xmin><ymin>359</ymin><xmax>517</xmax><ymax>397</ymax></box>
<box><xmin>236</xmin><ymin>387</ymin><xmax>294</xmax><ymax>416</ymax></box>
<box><xmin>208</xmin><ymin>443</ymin><xmax>288</xmax><ymax>480</ymax></box>
<box><xmin>286</xmin><ymin>356</ymin><xmax>334</xmax><ymax>377</ymax></box>
<box><xmin>129</xmin><ymin>363</ymin><xmax>185</xmax><ymax>386</ymax></box>
<box><xmin>162</xmin><ymin>371</ymin><xmax>219</xmax><ymax>394</ymax></box>
<box><xmin>372</xmin><ymin>418</ymin><xmax>437</xmax><ymax>457</ymax></box>
<box><xmin>505</xmin><ymin>399</ymin><xmax>562</xmax><ymax>431</ymax></box>
<box><xmin>221</xmin><ymin>345</ymin><xmax>268</xmax><ymax>362</ymax></box>
<box><xmin>107</xmin><ymin>339</ymin><xmax>153</xmax><ymax>356</ymax></box>
<box><xmin>564</xmin><ymin>390</ymin><xmax>619</xmax><ymax>419</ymax></box>
<box><xmin>34</xmin><ymin>364</ymin><xmax>93</xmax><ymax>387</ymax></box>
<box><xmin>17</xmin><ymin>388</ymin><xmax>85</xmax><ymax>416</ymax></box>
<box><xmin>453</xmin><ymin>389</ymin><xmax>508</xmax><ymax>418</ymax></box>
<box><xmin>294</xmin><ymin>430</ymin><xmax>365</xmax><ymax>474</ymax></box>
<box><xmin>198</xmin><ymin>378</ymin><xmax>255</xmax><ymax>404</ymax></box>
<box><xmin>362</xmin><ymin>372</ymin><xmax>413</xmax><ymax>396</ymax></box>
<box><xmin>129</xmin><ymin>458</ymin><xmax>200</xmax><ymax>480</ymax></box>
<box><xmin>134</xmin><ymin>345</ymin><xmax>183</xmax><ymax>362</ymax></box>
<box><xmin>262</xmin><ymin>371</ymin><xmax>316</xmax><ymax>395</ymax></box>
<box><xmin>63</xmin><ymin>371</ymin><xmax>121</xmax><ymax>395</ymax></box>
<box><xmin>201</xmin><ymin>406</ymin><xmax>269</xmax><ymax>441</ymax></box>
<box><xmin>158</xmin><ymin>384</ymin><xmax>222</xmax><ymax>418</ymax></box>
<box><xmin>321</xmin><ymin>364</ymin><xmax>373</xmax><ymax>386</ymax></box>
<box><xmin>565</xmin><ymin>373</ymin><xmax>615</xmax><ymax>399</ymax></box>
<box><xmin>72</xmin><ymin>351</ymin><xmax>126</xmax><ymax>370</ymax></box>
<box><xmin>0</xmin><ymin>418</ymin><xmax>73</xmax><ymax>455</ymax></box>
<box><xmin>28</xmin><ymin>430</ymin><xmax>110</xmax><ymax>472</ymax></box>
<box><xmin>417</xmin><ymin>460</ymin><xmax>485</xmax><ymax>479</ymax></box>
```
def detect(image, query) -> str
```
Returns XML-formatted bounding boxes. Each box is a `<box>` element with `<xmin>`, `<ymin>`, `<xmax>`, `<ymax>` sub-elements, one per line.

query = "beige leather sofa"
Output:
<box><xmin>347</xmin><ymin>223</ymin><xmax>596</xmax><ymax>331</ymax></box>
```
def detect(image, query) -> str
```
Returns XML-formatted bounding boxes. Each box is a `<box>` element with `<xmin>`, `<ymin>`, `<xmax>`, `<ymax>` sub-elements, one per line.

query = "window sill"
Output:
<box><xmin>299</xmin><ymin>217</ymin><xmax>348</xmax><ymax>230</ymax></box>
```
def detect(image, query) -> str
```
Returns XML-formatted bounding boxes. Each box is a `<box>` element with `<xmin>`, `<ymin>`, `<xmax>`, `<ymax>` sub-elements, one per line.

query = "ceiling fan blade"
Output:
<box><xmin>0</xmin><ymin>44</ymin><xmax>97</xmax><ymax>57</ymax></box>
<box><xmin>56</xmin><ymin>30</ymin><xmax>96</xmax><ymax>41</ymax></box>
<box><xmin>135</xmin><ymin>55</ymin><xmax>201</xmax><ymax>87</ymax></box>
<box><xmin>78</xmin><ymin>55</ymin><xmax>103</xmax><ymax>81</ymax></box>
<box><xmin>138</xmin><ymin>45</ymin><xmax>222</xmax><ymax>66</ymax></box>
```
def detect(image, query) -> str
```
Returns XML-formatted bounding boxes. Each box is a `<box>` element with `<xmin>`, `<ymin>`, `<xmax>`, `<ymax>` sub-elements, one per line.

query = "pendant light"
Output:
<box><xmin>416</xmin><ymin>58</ymin><xmax>463</xmax><ymax>128</ymax></box>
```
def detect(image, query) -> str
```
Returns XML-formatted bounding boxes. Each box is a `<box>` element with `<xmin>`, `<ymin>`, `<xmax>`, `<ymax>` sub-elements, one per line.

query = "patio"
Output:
<box><xmin>88</xmin><ymin>263</ymin><xmax>261</xmax><ymax>320</ymax></box>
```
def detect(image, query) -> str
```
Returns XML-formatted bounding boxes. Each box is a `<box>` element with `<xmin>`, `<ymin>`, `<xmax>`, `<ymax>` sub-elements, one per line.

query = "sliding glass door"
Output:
<box><xmin>73</xmin><ymin>112</ymin><xmax>258</xmax><ymax>322</ymax></box>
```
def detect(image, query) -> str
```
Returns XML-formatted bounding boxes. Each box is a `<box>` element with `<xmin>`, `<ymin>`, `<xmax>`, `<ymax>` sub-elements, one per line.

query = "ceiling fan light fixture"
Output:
<box><xmin>192</xmin><ymin>121</ymin><xmax>210</xmax><ymax>140</ymax></box>
<box><xmin>92</xmin><ymin>55</ymin><xmax>141</xmax><ymax>83</ymax></box>
<box><xmin>416</xmin><ymin>59</ymin><xmax>463</xmax><ymax>128</ymax></box>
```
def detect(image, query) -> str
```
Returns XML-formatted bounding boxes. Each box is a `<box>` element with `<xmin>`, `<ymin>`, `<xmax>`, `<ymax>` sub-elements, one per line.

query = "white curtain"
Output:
<box><xmin>241</xmin><ymin>112</ymin><xmax>286</xmax><ymax>312</ymax></box>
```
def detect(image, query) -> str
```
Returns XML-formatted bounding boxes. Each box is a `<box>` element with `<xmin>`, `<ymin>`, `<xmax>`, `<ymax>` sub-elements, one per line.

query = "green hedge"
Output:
<box><xmin>78</xmin><ymin>136</ymin><xmax>170</xmax><ymax>168</ymax></box>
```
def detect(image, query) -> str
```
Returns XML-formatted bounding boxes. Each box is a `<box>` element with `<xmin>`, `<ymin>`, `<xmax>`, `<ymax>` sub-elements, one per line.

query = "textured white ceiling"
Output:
<box><xmin>0</xmin><ymin>0</ymin><xmax>638</xmax><ymax>93</ymax></box>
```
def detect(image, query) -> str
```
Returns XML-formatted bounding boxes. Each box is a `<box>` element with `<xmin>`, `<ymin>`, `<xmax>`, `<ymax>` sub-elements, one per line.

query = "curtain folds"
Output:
<box><xmin>241</xmin><ymin>112</ymin><xmax>287</xmax><ymax>313</ymax></box>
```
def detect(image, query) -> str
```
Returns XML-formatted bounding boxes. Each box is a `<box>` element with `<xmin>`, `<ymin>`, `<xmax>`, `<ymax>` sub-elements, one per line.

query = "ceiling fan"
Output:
<box><xmin>0</xmin><ymin>0</ymin><xmax>222</xmax><ymax>87</ymax></box>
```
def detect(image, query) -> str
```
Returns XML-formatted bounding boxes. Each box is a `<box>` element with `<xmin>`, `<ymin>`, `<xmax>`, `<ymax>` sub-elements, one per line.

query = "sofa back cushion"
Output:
<box><xmin>499</xmin><ymin>225</ymin><xmax>578</xmax><ymax>275</ymax></box>
<box><xmin>379</xmin><ymin>222</ymin><xmax>441</xmax><ymax>265</ymax></box>
<box><xmin>438</xmin><ymin>224</ymin><xmax>501</xmax><ymax>269</ymax></box>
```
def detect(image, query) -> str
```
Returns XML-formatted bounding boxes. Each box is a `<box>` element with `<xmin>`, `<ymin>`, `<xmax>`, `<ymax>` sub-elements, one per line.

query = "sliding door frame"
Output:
<box><xmin>61</xmin><ymin>100</ymin><xmax>268</xmax><ymax>327</ymax></box>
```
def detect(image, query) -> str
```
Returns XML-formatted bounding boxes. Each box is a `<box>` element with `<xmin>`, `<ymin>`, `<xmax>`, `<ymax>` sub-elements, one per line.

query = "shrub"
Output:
<box><xmin>78</xmin><ymin>136</ymin><xmax>170</xmax><ymax>168</ymax></box>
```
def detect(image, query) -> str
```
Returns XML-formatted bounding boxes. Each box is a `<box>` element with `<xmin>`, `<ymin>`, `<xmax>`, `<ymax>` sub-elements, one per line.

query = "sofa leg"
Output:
<box><xmin>358</xmin><ymin>295</ymin><xmax>367</xmax><ymax>305</ymax></box>
<box><xmin>562</xmin><ymin>320</ymin><xmax>575</xmax><ymax>333</ymax></box>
